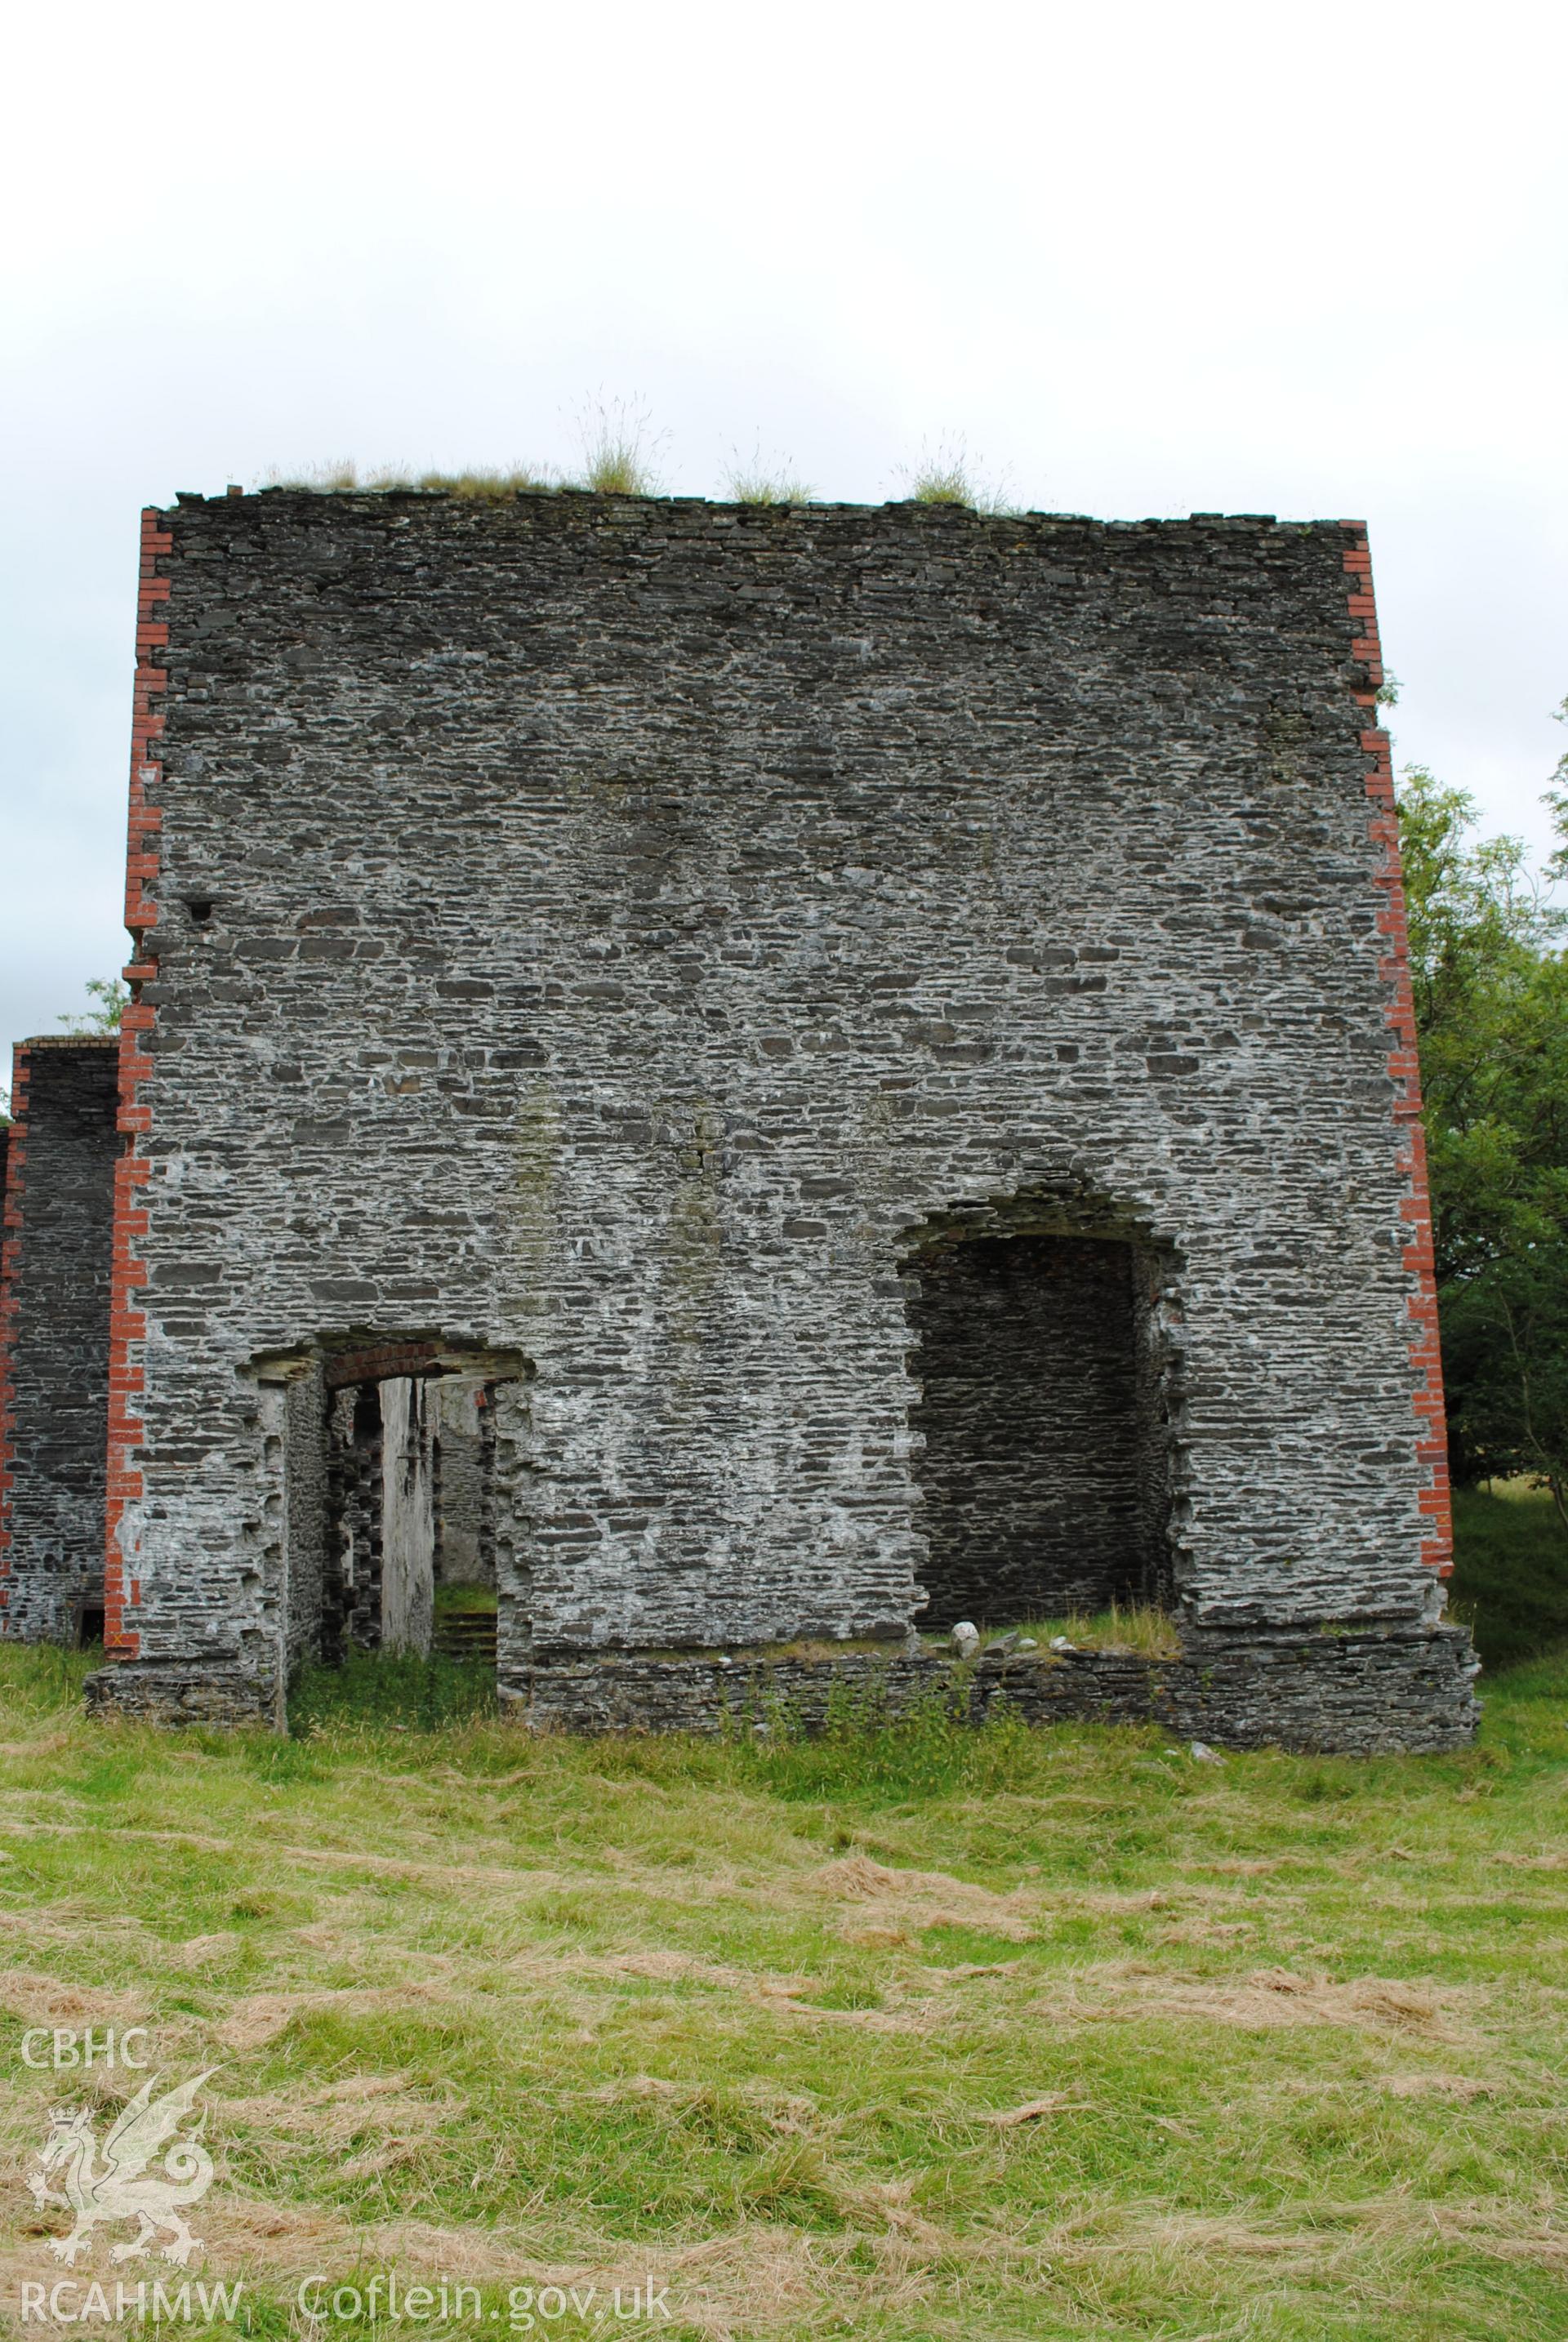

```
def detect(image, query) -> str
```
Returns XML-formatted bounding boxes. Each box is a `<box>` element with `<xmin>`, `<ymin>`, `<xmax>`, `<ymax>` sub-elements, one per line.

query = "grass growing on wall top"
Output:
<box><xmin>573</xmin><ymin>391</ymin><xmax>665</xmax><ymax>496</ymax></box>
<box><xmin>256</xmin><ymin>417</ymin><xmax>1027</xmax><ymax>510</ymax></box>
<box><xmin>724</xmin><ymin>441</ymin><xmax>816</xmax><ymax>505</ymax></box>
<box><xmin>912</xmin><ymin>1603</ymin><xmax>1183</xmax><ymax>1661</ymax></box>
<box><xmin>898</xmin><ymin>434</ymin><xmax>1017</xmax><ymax>514</ymax></box>
<box><xmin>262</xmin><ymin>462</ymin><xmax>558</xmax><ymax>497</ymax></box>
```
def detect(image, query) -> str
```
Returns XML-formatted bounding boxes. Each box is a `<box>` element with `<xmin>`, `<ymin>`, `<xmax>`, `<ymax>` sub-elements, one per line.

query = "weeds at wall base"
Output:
<box><xmin>288</xmin><ymin>1645</ymin><xmax>497</xmax><ymax>1735</ymax></box>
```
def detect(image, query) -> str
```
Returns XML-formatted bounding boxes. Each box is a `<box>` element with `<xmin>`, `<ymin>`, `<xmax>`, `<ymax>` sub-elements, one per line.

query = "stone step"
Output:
<box><xmin>432</xmin><ymin>1613</ymin><xmax>498</xmax><ymax>1663</ymax></box>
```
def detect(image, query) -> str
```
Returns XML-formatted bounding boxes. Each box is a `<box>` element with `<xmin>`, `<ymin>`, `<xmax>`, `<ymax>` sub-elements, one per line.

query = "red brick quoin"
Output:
<box><xmin>104</xmin><ymin>508</ymin><xmax>172</xmax><ymax>1659</ymax></box>
<box><xmin>1342</xmin><ymin>521</ymin><xmax>1452</xmax><ymax>1580</ymax></box>
<box><xmin>0</xmin><ymin>1045</ymin><xmax>35</xmax><ymax>1623</ymax></box>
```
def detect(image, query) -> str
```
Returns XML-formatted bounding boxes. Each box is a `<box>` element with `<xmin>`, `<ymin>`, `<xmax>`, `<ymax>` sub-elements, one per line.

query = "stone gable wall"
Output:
<box><xmin>87</xmin><ymin>490</ymin><xmax>1463</xmax><ymax>1742</ymax></box>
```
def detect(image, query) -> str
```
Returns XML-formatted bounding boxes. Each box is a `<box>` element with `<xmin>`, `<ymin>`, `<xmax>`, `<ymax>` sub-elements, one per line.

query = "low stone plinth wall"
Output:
<box><xmin>83</xmin><ymin>1659</ymin><xmax>280</xmax><ymax>1730</ymax></box>
<box><xmin>82</xmin><ymin>1622</ymin><xmax>1479</xmax><ymax>1753</ymax></box>
<box><xmin>502</xmin><ymin>1622</ymin><xmax>1480</xmax><ymax>1754</ymax></box>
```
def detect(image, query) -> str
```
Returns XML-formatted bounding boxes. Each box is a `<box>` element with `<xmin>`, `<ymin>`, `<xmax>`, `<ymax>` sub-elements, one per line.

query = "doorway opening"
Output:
<box><xmin>321</xmin><ymin>1351</ymin><xmax>512</xmax><ymax>1668</ymax></box>
<box><xmin>903</xmin><ymin>1218</ymin><xmax>1182</xmax><ymax>1632</ymax></box>
<box><xmin>253</xmin><ymin>1335</ymin><xmax>527</xmax><ymax>1691</ymax></box>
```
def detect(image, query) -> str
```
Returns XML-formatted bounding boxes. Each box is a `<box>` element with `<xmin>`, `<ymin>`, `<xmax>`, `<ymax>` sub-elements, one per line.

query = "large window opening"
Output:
<box><xmin>904</xmin><ymin>1223</ymin><xmax>1181</xmax><ymax>1631</ymax></box>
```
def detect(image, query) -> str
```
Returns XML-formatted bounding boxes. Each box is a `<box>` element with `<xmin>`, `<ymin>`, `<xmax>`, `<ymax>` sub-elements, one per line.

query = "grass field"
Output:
<box><xmin>1449</xmin><ymin>1483</ymin><xmax>1568</xmax><ymax>1671</ymax></box>
<box><xmin>1</xmin><ymin>1497</ymin><xmax>1566</xmax><ymax>2340</ymax></box>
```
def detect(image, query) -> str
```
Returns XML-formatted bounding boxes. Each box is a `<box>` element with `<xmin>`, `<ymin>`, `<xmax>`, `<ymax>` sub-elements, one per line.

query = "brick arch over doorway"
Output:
<box><xmin>902</xmin><ymin>1200</ymin><xmax>1185</xmax><ymax>1631</ymax></box>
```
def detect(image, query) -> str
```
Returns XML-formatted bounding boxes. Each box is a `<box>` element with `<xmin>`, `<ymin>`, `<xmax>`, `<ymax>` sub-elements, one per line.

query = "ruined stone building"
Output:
<box><xmin>0</xmin><ymin>491</ymin><xmax>1479</xmax><ymax>1746</ymax></box>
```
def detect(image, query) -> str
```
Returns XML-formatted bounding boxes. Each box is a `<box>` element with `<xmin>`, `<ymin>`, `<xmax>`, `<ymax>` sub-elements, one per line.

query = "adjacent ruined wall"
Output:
<box><xmin>0</xmin><ymin>1038</ymin><xmax>119</xmax><ymax>1641</ymax></box>
<box><xmin>84</xmin><ymin>488</ymin><xmax>1466</xmax><ymax>1744</ymax></box>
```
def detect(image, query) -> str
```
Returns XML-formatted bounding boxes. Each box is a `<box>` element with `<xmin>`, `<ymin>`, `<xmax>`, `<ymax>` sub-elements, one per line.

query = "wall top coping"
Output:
<box><xmin>161</xmin><ymin>489</ymin><xmax>1352</xmax><ymax>535</ymax></box>
<box><xmin>19</xmin><ymin>1036</ymin><xmax>122</xmax><ymax>1053</ymax></box>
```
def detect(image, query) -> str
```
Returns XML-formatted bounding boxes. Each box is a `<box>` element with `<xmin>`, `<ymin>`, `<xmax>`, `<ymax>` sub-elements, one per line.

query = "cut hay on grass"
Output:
<box><xmin>2</xmin><ymin>1637</ymin><xmax>1567</xmax><ymax>2337</ymax></box>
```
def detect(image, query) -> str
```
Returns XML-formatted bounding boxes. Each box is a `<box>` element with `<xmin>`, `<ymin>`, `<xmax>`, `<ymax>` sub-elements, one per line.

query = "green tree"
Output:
<box><xmin>2</xmin><ymin>978</ymin><xmax>126</xmax><ymax>1118</ymax></box>
<box><xmin>1401</xmin><ymin>746</ymin><xmax>1568</xmax><ymax>1528</ymax></box>
<box><xmin>56</xmin><ymin>977</ymin><xmax>126</xmax><ymax>1034</ymax></box>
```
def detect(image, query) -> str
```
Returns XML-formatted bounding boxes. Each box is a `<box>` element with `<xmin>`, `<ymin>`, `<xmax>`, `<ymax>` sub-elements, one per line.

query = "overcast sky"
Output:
<box><xmin>4</xmin><ymin>0</ymin><xmax>1564</xmax><ymax>1068</ymax></box>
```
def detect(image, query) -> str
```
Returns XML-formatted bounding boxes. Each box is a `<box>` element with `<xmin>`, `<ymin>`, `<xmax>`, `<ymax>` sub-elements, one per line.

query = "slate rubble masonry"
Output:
<box><xmin>14</xmin><ymin>485</ymin><xmax>1474</xmax><ymax>1747</ymax></box>
<box><xmin>0</xmin><ymin>1039</ymin><xmax>119</xmax><ymax>1641</ymax></box>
